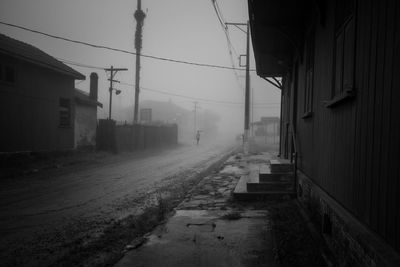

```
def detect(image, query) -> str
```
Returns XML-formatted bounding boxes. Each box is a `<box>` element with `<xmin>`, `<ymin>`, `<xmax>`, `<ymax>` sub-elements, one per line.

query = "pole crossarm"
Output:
<box><xmin>104</xmin><ymin>68</ymin><xmax>128</xmax><ymax>71</ymax></box>
<box><xmin>225</xmin><ymin>22</ymin><xmax>247</xmax><ymax>26</ymax></box>
<box><xmin>225</xmin><ymin>22</ymin><xmax>247</xmax><ymax>34</ymax></box>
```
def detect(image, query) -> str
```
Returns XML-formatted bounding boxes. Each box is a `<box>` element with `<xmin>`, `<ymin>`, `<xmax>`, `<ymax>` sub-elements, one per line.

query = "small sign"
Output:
<box><xmin>140</xmin><ymin>108</ymin><xmax>152</xmax><ymax>123</ymax></box>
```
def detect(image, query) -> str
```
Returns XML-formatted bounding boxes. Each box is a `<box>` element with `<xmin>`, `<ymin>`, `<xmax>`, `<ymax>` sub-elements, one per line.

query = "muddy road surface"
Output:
<box><xmin>0</xmin><ymin>140</ymin><xmax>237</xmax><ymax>266</ymax></box>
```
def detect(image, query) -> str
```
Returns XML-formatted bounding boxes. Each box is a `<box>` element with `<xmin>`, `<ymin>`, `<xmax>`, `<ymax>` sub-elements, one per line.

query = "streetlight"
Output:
<box><xmin>105</xmin><ymin>66</ymin><xmax>127</xmax><ymax>120</ymax></box>
<box><xmin>108</xmin><ymin>86</ymin><xmax>122</xmax><ymax>120</ymax></box>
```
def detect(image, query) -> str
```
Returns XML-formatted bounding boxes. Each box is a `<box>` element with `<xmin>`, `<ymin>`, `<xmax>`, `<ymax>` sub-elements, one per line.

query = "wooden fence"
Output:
<box><xmin>97</xmin><ymin>119</ymin><xmax>178</xmax><ymax>153</ymax></box>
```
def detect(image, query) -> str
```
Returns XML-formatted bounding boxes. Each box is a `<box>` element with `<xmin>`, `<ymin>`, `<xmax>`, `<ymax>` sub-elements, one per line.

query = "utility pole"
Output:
<box><xmin>244</xmin><ymin>21</ymin><xmax>250</xmax><ymax>152</ymax></box>
<box><xmin>133</xmin><ymin>0</ymin><xmax>146</xmax><ymax>124</ymax></box>
<box><xmin>105</xmin><ymin>66</ymin><xmax>128</xmax><ymax>120</ymax></box>
<box><xmin>193</xmin><ymin>101</ymin><xmax>199</xmax><ymax>136</ymax></box>
<box><xmin>226</xmin><ymin>21</ymin><xmax>251</xmax><ymax>153</ymax></box>
<box><xmin>251</xmin><ymin>86</ymin><xmax>254</xmax><ymax>137</ymax></box>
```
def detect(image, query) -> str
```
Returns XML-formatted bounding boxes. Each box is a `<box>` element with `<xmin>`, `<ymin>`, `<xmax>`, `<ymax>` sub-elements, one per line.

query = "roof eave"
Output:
<box><xmin>0</xmin><ymin>49</ymin><xmax>86</xmax><ymax>80</ymax></box>
<box><xmin>248</xmin><ymin>0</ymin><xmax>312</xmax><ymax>79</ymax></box>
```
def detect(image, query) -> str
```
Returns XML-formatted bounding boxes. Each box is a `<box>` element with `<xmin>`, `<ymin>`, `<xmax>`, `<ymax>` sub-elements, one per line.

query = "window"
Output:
<box><xmin>333</xmin><ymin>0</ymin><xmax>356</xmax><ymax>97</ymax></box>
<box><xmin>0</xmin><ymin>64</ymin><xmax>16</xmax><ymax>84</ymax></box>
<box><xmin>59</xmin><ymin>98</ymin><xmax>71</xmax><ymax>127</ymax></box>
<box><xmin>4</xmin><ymin>66</ymin><xmax>15</xmax><ymax>83</ymax></box>
<box><xmin>303</xmin><ymin>29</ymin><xmax>315</xmax><ymax>117</ymax></box>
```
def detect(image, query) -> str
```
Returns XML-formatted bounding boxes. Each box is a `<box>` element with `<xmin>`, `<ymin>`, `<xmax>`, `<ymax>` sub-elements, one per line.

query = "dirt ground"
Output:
<box><xmin>0</xmin><ymin>141</ymin><xmax>237</xmax><ymax>267</ymax></box>
<box><xmin>1</xmin><ymin>147</ymin><xmax>334</xmax><ymax>267</ymax></box>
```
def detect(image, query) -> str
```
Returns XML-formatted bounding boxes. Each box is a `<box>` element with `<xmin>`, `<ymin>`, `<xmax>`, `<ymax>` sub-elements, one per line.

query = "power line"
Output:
<box><xmin>0</xmin><ymin>20</ymin><xmax>256</xmax><ymax>71</ymax></box>
<box><xmin>55</xmin><ymin>58</ymin><xmax>280</xmax><ymax>107</ymax></box>
<box><xmin>198</xmin><ymin>101</ymin><xmax>279</xmax><ymax>109</ymax></box>
<box><xmin>210</xmin><ymin>0</ymin><xmax>243</xmax><ymax>89</ymax></box>
<box><xmin>122</xmin><ymin>82</ymin><xmax>243</xmax><ymax>104</ymax></box>
<box><xmin>119</xmin><ymin>81</ymin><xmax>279</xmax><ymax>106</ymax></box>
<box><xmin>56</xmin><ymin>58</ymin><xmax>104</xmax><ymax>70</ymax></box>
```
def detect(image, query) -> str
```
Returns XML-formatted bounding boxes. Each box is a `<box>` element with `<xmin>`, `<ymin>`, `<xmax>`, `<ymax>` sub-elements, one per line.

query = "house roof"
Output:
<box><xmin>0</xmin><ymin>33</ymin><xmax>85</xmax><ymax>80</ymax></box>
<box><xmin>74</xmin><ymin>88</ymin><xmax>103</xmax><ymax>108</ymax></box>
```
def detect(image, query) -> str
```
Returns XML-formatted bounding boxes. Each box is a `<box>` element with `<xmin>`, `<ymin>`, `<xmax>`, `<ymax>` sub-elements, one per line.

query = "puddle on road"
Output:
<box><xmin>145</xmin><ymin>234</ymin><xmax>170</xmax><ymax>246</ymax></box>
<box><xmin>186</xmin><ymin>222</ymin><xmax>216</xmax><ymax>232</ymax></box>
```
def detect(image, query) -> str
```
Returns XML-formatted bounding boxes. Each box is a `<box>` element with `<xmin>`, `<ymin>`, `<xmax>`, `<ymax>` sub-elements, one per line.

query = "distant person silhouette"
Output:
<box><xmin>196</xmin><ymin>130</ymin><xmax>201</xmax><ymax>145</ymax></box>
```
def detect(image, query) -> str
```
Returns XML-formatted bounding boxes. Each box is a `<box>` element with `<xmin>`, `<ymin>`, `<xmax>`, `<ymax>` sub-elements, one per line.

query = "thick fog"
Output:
<box><xmin>0</xmin><ymin>0</ymin><xmax>281</xmax><ymax>140</ymax></box>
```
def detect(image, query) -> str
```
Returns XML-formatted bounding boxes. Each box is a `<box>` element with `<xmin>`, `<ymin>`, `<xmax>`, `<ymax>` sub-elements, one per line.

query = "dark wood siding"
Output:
<box><xmin>292</xmin><ymin>0</ymin><xmax>400</xmax><ymax>251</ymax></box>
<box><xmin>0</xmin><ymin>55</ymin><xmax>75</xmax><ymax>152</ymax></box>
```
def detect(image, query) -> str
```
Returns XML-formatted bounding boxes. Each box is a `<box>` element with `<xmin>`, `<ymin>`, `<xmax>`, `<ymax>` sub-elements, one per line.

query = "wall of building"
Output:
<box><xmin>74</xmin><ymin>105</ymin><xmax>97</xmax><ymax>149</ymax></box>
<box><xmin>0</xmin><ymin>54</ymin><xmax>75</xmax><ymax>152</ymax></box>
<box><xmin>289</xmin><ymin>0</ymin><xmax>400</xmax><ymax>254</ymax></box>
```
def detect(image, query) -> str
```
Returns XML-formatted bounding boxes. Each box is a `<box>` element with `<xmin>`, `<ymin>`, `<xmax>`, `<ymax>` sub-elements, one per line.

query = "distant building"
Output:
<box><xmin>0</xmin><ymin>33</ymin><xmax>85</xmax><ymax>152</ymax></box>
<box><xmin>74</xmin><ymin>73</ymin><xmax>102</xmax><ymax>150</ymax></box>
<box><xmin>252</xmin><ymin>117</ymin><xmax>280</xmax><ymax>137</ymax></box>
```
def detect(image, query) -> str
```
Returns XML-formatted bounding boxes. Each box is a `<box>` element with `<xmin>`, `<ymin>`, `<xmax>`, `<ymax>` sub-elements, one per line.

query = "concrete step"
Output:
<box><xmin>233</xmin><ymin>189</ymin><xmax>296</xmax><ymax>201</ymax></box>
<box><xmin>233</xmin><ymin>174</ymin><xmax>296</xmax><ymax>201</ymax></box>
<box><xmin>270</xmin><ymin>159</ymin><xmax>293</xmax><ymax>173</ymax></box>
<box><xmin>259</xmin><ymin>173</ymin><xmax>293</xmax><ymax>182</ymax></box>
<box><xmin>259</xmin><ymin>168</ymin><xmax>294</xmax><ymax>182</ymax></box>
<box><xmin>247</xmin><ymin>181</ymin><xmax>293</xmax><ymax>192</ymax></box>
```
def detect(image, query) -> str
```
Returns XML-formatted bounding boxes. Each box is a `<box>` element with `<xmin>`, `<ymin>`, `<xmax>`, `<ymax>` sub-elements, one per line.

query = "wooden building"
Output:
<box><xmin>248</xmin><ymin>0</ymin><xmax>400</xmax><ymax>265</ymax></box>
<box><xmin>0</xmin><ymin>33</ymin><xmax>85</xmax><ymax>152</ymax></box>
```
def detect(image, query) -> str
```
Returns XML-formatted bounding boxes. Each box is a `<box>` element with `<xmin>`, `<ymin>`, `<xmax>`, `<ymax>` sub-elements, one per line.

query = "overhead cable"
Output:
<box><xmin>0</xmin><ymin>20</ymin><xmax>255</xmax><ymax>71</ymax></box>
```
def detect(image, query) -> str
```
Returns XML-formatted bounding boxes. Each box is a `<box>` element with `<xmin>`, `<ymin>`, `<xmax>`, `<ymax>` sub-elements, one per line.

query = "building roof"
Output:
<box><xmin>74</xmin><ymin>89</ymin><xmax>103</xmax><ymax>108</ymax></box>
<box><xmin>248</xmin><ymin>0</ymin><xmax>313</xmax><ymax>79</ymax></box>
<box><xmin>0</xmin><ymin>33</ymin><xmax>85</xmax><ymax>80</ymax></box>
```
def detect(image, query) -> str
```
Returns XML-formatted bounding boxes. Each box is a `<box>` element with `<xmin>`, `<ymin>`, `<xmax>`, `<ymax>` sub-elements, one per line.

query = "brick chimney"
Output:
<box><xmin>89</xmin><ymin>72</ymin><xmax>98</xmax><ymax>100</ymax></box>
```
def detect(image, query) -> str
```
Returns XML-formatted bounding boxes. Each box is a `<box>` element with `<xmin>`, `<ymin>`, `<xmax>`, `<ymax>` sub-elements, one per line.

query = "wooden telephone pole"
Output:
<box><xmin>133</xmin><ymin>0</ymin><xmax>146</xmax><ymax>124</ymax></box>
<box><xmin>105</xmin><ymin>66</ymin><xmax>128</xmax><ymax>120</ymax></box>
<box><xmin>226</xmin><ymin>21</ymin><xmax>250</xmax><ymax>152</ymax></box>
<box><xmin>244</xmin><ymin>21</ymin><xmax>250</xmax><ymax>149</ymax></box>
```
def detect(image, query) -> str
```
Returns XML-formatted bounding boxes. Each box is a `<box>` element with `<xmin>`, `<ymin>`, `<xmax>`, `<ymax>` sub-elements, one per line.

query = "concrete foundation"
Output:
<box><xmin>297</xmin><ymin>171</ymin><xmax>400</xmax><ymax>267</ymax></box>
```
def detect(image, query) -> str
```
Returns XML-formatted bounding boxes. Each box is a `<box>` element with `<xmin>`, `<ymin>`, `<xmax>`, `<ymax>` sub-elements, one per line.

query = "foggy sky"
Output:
<box><xmin>0</xmin><ymin>0</ymin><xmax>281</xmax><ymax>135</ymax></box>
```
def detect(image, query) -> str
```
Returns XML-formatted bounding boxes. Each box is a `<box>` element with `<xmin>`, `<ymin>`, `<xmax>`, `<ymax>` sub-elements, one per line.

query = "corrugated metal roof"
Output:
<box><xmin>0</xmin><ymin>33</ymin><xmax>85</xmax><ymax>80</ymax></box>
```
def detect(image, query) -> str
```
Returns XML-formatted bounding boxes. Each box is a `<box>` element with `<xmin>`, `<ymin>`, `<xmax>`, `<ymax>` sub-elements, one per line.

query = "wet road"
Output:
<box><xmin>0</xmin><ymin>139</ymin><xmax>237</xmax><ymax>266</ymax></box>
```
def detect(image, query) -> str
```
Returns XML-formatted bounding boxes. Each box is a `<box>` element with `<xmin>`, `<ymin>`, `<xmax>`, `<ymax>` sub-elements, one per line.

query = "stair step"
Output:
<box><xmin>259</xmin><ymin>172</ymin><xmax>293</xmax><ymax>182</ymax></box>
<box><xmin>270</xmin><ymin>159</ymin><xmax>293</xmax><ymax>173</ymax></box>
<box><xmin>233</xmin><ymin>162</ymin><xmax>296</xmax><ymax>201</ymax></box>
<box><xmin>233</xmin><ymin>190</ymin><xmax>297</xmax><ymax>201</ymax></box>
<box><xmin>247</xmin><ymin>181</ymin><xmax>293</xmax><ymax>192</ymax></box>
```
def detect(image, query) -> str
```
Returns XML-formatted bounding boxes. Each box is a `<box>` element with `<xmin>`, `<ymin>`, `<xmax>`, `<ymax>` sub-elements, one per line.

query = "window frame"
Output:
<box><xmin>302</xmin><ymin>25</ymin><xmax>316</xmax><ymax>119</ymax></box>
<box><xmin>0</xmin><ymin>64</ymin><xmax>17</xmax><ymax>86</ymax></box>
<box><xmin>326</xmin><ymin>0</ymin><xmax>357</xmax><ymax>108</ymax></box>
<box><xmin>59</xmin><ymin>98</ymin><xmax>72</xmax><ymax>128</ymax></box>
